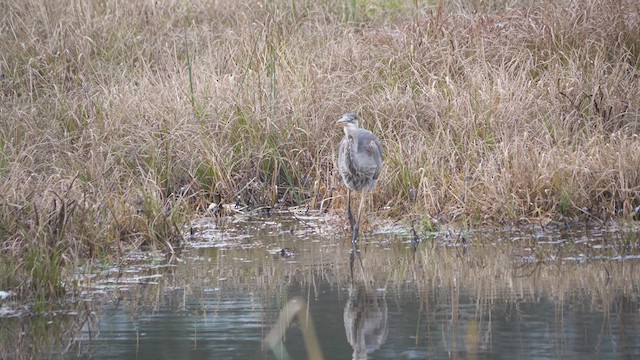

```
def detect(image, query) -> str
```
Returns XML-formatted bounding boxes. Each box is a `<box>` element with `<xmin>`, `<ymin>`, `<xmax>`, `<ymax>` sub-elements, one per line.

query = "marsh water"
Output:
<box><xmin>2</xmin><ymin>213</ymin><xmax>640</xmax><ymax>359</ymax></box>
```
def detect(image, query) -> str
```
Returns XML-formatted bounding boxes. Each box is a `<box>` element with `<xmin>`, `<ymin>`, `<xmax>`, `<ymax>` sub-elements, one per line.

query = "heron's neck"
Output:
<box><xmin>343</xmin><ymin>124</ymin><xmax>359</xmax><ymax>137</ymax></box>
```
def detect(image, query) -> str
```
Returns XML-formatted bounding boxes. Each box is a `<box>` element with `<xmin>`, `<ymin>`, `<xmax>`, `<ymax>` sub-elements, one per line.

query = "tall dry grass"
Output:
<box><xmin>1</xmin><ymin>0</ymin><xmax>639</xmax><ymax>297</ymax></box>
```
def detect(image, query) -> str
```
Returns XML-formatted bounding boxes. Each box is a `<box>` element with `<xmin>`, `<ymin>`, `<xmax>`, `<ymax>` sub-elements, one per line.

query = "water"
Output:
<box><xmin>2</xmin><ymin>214</ymin><xmax>640</xmax><ymax>359</ymax></box>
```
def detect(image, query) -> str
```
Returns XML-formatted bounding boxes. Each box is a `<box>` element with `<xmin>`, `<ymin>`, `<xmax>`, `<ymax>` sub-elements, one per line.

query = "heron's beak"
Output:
<box><xmin>336</xmin><ymin>118</ymin><xmax>347</xmax><ymax>127</ymax></box>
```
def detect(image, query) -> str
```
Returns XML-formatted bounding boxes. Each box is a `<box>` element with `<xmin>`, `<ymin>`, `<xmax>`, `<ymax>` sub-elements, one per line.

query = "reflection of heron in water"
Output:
<box><xmin>344</xmin><ymin>283</ymin><xmax>388</xmax><ymax>360</ymax></box>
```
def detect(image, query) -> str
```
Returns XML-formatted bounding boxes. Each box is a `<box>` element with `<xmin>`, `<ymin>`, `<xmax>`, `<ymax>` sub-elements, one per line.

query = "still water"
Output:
<box><xmin>4</xmin><ymin>214</ymin><xmax>640</xmax><ymax>359</ymax></box>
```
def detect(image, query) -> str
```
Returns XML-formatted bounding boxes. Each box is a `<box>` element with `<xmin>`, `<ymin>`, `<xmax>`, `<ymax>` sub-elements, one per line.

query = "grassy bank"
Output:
<box><xmin>1</xmin><ymin>0</ymin><xmax>639</xmax><ymax>298</ymax></box>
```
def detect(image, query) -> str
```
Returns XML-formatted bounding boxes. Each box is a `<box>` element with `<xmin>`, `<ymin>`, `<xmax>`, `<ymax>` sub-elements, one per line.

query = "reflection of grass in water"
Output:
<box><xmin>257</xmin><ymin>232</ymin><xmax>640</xmax><ymax>358</ymax></box>
<box><xmin>157</xmin><ymin>228</ymin><xmax>640</xmax><ymax>310</ymax></box>
<box><xmin>0</xmin><ymin>307</ymin><xmax>95</xmax><ymax>360</ymax></box>
<box><xmin>122</xmin><ymin>229</ymin><xmax>640</xmax><ymax>349</ymax></box>
<box><xmin>5</xmin><ymin>227</ymin><xmax>638</xmax><ymax>358</ymax></box>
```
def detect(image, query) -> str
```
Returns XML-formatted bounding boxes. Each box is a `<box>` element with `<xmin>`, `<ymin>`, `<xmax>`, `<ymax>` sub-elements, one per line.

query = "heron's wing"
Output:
<box><xmin>356</xmin><ymin>131</ymin><xmax>382</xmax><ymax>158</ymax></box>
<box><xmin>368</xmin><ymin>137</ymin><xmax>383</xmax><ymax>161</ymax></box>
<box><xmin>356</xmin><ymin>131</ymin><xmax>383</xmax><ymax>180</ymax></box>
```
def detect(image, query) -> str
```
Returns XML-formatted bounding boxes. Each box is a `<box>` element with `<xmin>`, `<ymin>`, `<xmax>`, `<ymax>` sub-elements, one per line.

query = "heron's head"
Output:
<box><xmin>336</xmin><ymin>113</ymin><xmax>359</xmax><ymax>135</ymax></box>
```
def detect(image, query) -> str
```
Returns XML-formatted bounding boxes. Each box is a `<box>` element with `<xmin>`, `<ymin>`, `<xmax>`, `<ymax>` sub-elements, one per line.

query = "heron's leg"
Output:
<box><xmin>352</xmin><ymin>187</ymin><xmax>368</xmax><ymax>244</ymax></box>
<box><xmin>347</xmin><ymin>189</ymin><xmax>355</xmax><ymax>229</ymax></box>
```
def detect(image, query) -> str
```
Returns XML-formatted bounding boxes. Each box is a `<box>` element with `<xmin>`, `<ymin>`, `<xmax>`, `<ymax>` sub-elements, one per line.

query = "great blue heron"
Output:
<box><xmin>336</xmin><ymin>113</ymin><xmax>383</xmax><ymax>244</ymax></box>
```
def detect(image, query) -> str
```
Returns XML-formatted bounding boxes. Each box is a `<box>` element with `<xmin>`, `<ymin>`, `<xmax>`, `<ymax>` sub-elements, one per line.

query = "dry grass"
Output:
<box><xmin>1</xmin><ymin>0</ymin><xmax>639</xmax><ymax>297</ymax></box>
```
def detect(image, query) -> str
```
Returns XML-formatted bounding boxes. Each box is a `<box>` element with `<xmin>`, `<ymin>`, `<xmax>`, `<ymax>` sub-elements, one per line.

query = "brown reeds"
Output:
<box><xmin>1</xmin><ymin>0</ymin><xmax>639</xmax><ymax>298</ymax></box>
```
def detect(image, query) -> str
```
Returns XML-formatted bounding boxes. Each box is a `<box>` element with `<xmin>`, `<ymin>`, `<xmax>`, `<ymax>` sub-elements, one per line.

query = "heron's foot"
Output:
<box><xmin>351</xmin><ymin>240</ymin><xmax>359</xmax><ymax>252</ymax></box>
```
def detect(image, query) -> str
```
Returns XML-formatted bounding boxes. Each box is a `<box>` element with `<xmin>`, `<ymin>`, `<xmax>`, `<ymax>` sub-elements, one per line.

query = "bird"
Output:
<box><xmin>336</xmin><ymin>112</ymin><xmax>383</xmax><ymax>245</ymax></box>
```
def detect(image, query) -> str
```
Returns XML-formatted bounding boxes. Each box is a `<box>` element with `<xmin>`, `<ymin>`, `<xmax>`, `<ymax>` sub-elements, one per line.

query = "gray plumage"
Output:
<box><xmin>336</xmin><ymin>112</ymin><xmax>383</xmax><ymax>245</ymax></box>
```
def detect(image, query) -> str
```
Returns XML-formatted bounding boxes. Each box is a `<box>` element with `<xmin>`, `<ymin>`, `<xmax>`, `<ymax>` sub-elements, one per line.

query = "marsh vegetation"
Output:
<box><xmin>0</xmin><ymin>0</ymin><xmax>639</xmax><ymax>334</ymax></box>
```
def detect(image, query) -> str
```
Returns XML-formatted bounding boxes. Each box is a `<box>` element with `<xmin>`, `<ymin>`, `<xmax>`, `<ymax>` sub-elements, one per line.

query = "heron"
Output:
<box><xmin>336</xmin><ymin>112</ymin><xmax>383</xmax><ymax>245</ymax></box>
